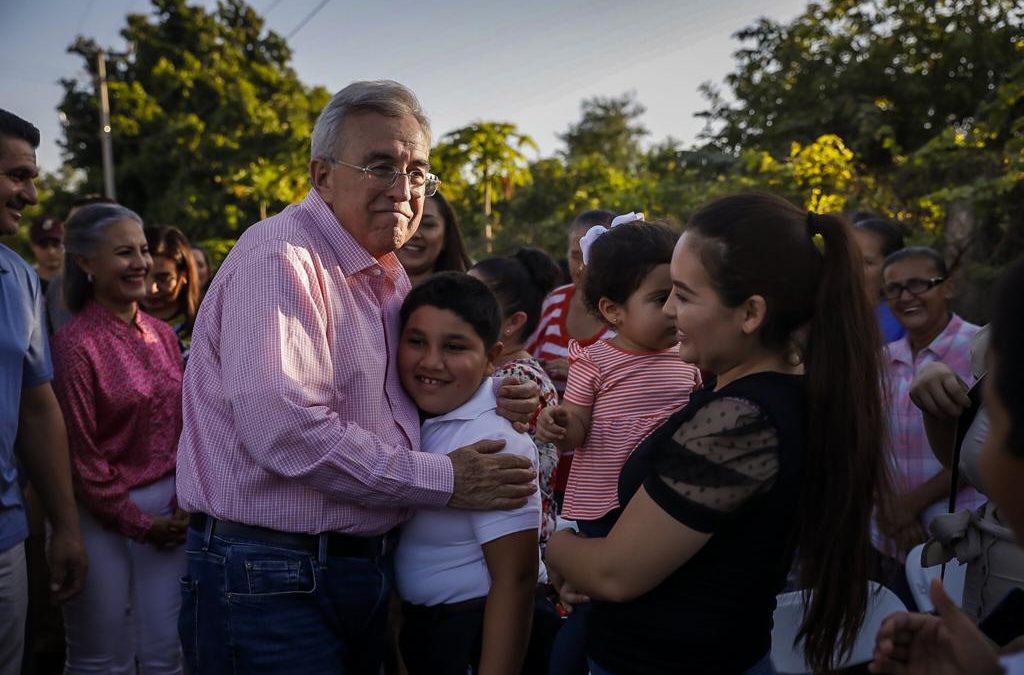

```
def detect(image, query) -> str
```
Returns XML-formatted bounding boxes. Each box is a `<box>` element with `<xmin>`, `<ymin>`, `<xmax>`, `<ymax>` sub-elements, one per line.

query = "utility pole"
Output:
<box><xmin>97</xmin><ymin>50</ymin><xmax>116</xmax><ymax>201</ymax></box>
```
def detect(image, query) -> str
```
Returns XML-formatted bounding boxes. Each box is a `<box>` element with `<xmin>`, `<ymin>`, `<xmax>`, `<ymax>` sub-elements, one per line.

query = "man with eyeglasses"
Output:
<box><xmin>875</xmin><ymin>246</ymin><xmax>984</xmax><ymax>565</ymax></box>
<box><xmin>175</xmin><ymin>80</ymin><xmax>538</xmax><ymax>674</ymax></box>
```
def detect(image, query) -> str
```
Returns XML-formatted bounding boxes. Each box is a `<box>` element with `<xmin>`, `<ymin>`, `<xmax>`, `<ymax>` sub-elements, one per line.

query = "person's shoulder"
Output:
<box><xmin>138</xmin><ymin>312</ymin><xmax>179</xmax><ymax>343</ymax></box>
<box><xmin>0</xmin><ymin>245</ymin><xmax>39</xmax><ymax>290</ymax></box>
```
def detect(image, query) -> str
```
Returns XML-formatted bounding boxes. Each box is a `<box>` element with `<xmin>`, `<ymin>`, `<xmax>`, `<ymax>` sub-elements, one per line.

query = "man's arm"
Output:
<box><xmin>15</xmin><ymin>383</ymin><xmax>87</xmax><ymax>603</ymax></box>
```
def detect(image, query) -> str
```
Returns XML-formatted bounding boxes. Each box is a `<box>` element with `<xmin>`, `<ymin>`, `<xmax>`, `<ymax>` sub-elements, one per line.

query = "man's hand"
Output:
<box><xmin>540</xmin><ymin>358</ymin><xmax>569</xmax><ymax>383</ymax></box>
<box><xmin>536</xmin><ymin>406</ymin><xmax>570</xmax><ymax>444</ymax></box>
<box><xmin>910</xmin><ymin>362</ymin><xmax>971</xmax><ymax>419</ymax></box>
<box><xmin>48</xmin><ymin>524</ymin><xmax>87</xmax><ymax>604</ymax></box>
<box><xmin>870</xmin><ymin>579</ymin><xmax>1001</xmax><ymax>675</ymax></box>
<box><xmin>495</xmin><ymin>376</ymin><xmax>540</xmax><ymax>433</ymax></box>
<box><xmin>448</xmin><ymin>439</ymin><xmax>535</xmax><ymax>510</ymax></box>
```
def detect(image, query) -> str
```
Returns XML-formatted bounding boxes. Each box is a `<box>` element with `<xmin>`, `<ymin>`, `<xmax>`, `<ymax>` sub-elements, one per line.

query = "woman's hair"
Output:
<box><xmin>63</xmin><ymin>203</ymin><xmax>144</xmax><ymax>314</ymax></box>
<box><xmin>991</xmin><ymin>257</ymin><xmax>1024</xmax><ymax>454</ymax></box>
<box><xmin>580</xmin><ymin>221</ymin><xmax>677</xmax><ymax>323</ymax></box>
<box><xmin>570</xmin><ymin>209</ymin><xmax>615</xmax><ymax>233</ymax></box>
<box><xmin>852</xmin><ymin>218</ymin><xmax>905</xmax><ymax>257</ymax></box>
<box><xmin>882</xmin><ymin>246</ymin><xmax>949</xmax><ymax>277</ymax></box>
<box><xmin>427</xmin><ymin>191</ymin><xmax>473</xmax><ymax>274</ymax></box>
<box><xmin>471</xmin><ymin>248</ymin><xmax>561</xmax><ymax>344</ymax></box>
<box><xmin>399</xmin><ymin>271</ymin><xmax>502</xmax><ymax>349</ymax></box>
<box><xmin>145</xmin><ymin>225</ymin><xmax>200</xmax><ymax>329</ymax></box>
<box><xmin>686</xmin><ymin>192</ymin><xmax>887</xmax><ymax>672</ymax></box>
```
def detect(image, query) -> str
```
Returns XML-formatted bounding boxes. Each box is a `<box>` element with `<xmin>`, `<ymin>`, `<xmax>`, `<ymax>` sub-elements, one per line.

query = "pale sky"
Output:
<box><xmin>1</xmin><ymin>0</ymin><xmax>810</xmax><ymax>173</ymax></box>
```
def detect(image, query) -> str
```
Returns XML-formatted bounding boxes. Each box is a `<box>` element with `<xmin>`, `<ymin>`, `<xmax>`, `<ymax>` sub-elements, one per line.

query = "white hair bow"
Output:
<box><xmin>579</xmin><ymin>212</ymin><xmax>645</xmax><ymax>265</ymax></box>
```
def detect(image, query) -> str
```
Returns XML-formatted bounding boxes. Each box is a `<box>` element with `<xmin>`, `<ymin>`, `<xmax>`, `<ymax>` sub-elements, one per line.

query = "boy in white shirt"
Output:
<box><xmin>394</xmin><ymin>271</ymin><xmax>543</xmax><ymax>675</ymax></box>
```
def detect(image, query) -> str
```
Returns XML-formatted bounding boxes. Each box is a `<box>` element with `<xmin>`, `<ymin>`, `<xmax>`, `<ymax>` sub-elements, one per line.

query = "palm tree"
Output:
<box><xmin>433</xmin><ymin>122</ymin><xmax>537</xmax><ymax>252</ymax></box>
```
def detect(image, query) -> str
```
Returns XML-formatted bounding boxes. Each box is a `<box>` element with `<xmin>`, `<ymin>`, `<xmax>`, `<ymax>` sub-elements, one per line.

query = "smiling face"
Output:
<box><xmin>398</xmin><ymin>305</ymin><xmax>500</xmax><ymax>416</ymax></box>
<box><xmin>396</xmin><ymin>196</ymin><xmax>445</xmax><ymax>277</ymax></box>
<box><xmin>75</xmin><ymin>218</ymin><xmax>152</xmax><ymax>312</ymax></box>
<box><xmin>604</xmin><ymin>263</ymin><xmax>677</xmax><ymax>353</ymax></box>
<box><xmin>310</xmin><ymin>111</ymin><xmax>428</xmax><ymax>259</ymax></box>
<box><xmin>883</xmin><ymin>256</ymin><xmax>952</xmax><ymax>342</ymax></box>
<box><xmin>663</xmin><ymin>233</ymin><xmax>748</xmax><ymax>373</ymax></box>
<box><xmin>141</xmin><ymin>254</ymin><xmax>185</xmax><ymax>318</ymax></box>
<box><xmin>0</xmin><ymin>136</ymin><xmax>39</xmax><ymax>236</ymax></box>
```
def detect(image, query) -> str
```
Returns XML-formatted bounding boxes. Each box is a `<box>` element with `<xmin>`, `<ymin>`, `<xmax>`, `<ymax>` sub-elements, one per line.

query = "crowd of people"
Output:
<box><xmin>1</xmin><ymin>76</ymin><xmax>1022</xmax><ymax>675</ymax></box>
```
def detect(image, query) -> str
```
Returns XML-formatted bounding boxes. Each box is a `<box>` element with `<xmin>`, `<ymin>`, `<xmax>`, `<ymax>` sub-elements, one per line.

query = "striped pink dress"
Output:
<box><xmin>562</xmin><ymin>339</ymin><xmax>701</xmax><ymax>520</ymax></box>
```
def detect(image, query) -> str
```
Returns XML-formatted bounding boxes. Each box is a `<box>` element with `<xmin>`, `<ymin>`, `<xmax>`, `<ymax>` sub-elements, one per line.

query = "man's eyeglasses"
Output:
<box><xmin>882</xmin><ymin>277</ymin><xmax>946</xmax><ymax>300</ymax></box>
<box><xmin>327</xmin><ymin>159</ymin><xmax>440</xmax><ymax>197</ymax></box>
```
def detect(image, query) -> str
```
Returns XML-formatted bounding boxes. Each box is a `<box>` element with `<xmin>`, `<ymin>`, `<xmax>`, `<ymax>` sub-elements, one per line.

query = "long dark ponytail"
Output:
<box><xmin>688</xmin><ymin>193</ymin><xmax>889</xmax><ymax>672</ymax></box>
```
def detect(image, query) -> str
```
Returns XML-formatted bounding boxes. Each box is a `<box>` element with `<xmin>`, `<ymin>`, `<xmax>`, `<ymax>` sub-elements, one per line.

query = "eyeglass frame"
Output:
<box><xmin>324</xmin><ymin>158</ymin><xmax>440</xmax><ymax>197</ymax></box>
<box><xmin>882</xmin><ymin>276</ymin><xmax>946</xmax><ymax>300</ymax></box>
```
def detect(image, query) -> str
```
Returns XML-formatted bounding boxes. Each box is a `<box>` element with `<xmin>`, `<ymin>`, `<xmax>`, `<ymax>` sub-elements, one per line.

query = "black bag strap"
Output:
<box><xmin>947</xmin><ymin>374</ymin><xmax>986</xmax><ymax>514</ymax></box>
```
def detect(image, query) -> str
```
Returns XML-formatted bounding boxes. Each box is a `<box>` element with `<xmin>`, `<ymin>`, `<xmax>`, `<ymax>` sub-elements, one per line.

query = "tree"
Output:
<box><xmin>699</xmin><ymin>0</ymin><xmax>1024</xmax><ymax>167</ymax></box>
<box><xmin>57</xmin><ymin>0</ymin><xmax>330</xmax><ymax>238</ymax></box>
<box><xmin>560</xmin><ymin>93</ymin><xmax>648</xmax><ymax>170</ymax></box>
<box><xmin>431</xmin><ymin>122</ymin><xmax>537</xmax><ymax>252</ymax></box>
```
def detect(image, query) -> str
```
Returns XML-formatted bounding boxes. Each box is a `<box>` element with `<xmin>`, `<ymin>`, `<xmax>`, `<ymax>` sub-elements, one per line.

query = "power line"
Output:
<box><xmin>263</xmin><ymin>0</ymin><xmax>284</xmax><ymax>16</ymax></box>
<box><xmin>286</xmin><ymin>0</ymin><xmax>331</xmax><ymax>40</ymax></box>
<box><xmin>74</xmin><ymin>0</ymin><xmax>97</xmax><ymax>35</ymax></box>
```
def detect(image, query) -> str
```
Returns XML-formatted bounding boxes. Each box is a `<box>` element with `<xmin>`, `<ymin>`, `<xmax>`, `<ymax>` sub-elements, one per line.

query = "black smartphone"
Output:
<box><xmin>979</xmin><ymin>587</ymin><xmax>1024</xmax><ymax>647</ymax></box>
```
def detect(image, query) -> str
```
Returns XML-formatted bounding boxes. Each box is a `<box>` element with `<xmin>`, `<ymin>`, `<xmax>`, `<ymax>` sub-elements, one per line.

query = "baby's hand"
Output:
<box><xmin>537</xmin><ymin>406</ymin><xmax>569</xmax><ymax>443</ymax></box>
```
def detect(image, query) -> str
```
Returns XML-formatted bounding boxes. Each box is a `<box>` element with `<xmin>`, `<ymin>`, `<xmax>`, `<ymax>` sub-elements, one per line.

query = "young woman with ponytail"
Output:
<box><xmin>545</xmin><ymin>192</ymin><xmax>889</xmax><ymax>674</ymax></box>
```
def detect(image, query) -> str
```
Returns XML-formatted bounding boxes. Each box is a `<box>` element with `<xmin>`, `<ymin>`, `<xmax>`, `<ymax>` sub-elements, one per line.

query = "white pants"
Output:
<box><xmin>0</xmin><ymin>541</ymin><xmax>27</xmax><ymax>675</ymax></box>
<box><xmin>62</xmin><ymin>475</ymin><xmax>185</xmax><ymax>674</ymax></box>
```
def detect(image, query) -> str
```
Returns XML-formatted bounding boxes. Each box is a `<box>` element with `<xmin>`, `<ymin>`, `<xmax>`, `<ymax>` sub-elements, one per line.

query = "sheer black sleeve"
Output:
<box><xmin>642</xmin><ymin>397</ymin><xmax>780</xmax><ymax>533</ymax></box>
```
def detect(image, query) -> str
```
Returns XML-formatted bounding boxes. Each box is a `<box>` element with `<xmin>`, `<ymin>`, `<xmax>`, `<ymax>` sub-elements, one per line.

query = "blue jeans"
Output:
<box><xmin>178</xmin><ymin>525</ymin><xmax>391</xmax><ymax>674</ymax></box>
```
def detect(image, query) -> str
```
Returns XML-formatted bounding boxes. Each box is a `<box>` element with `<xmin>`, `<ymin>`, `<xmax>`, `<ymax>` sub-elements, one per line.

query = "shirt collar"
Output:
<box><xmin>299</xmin><ymin>189</ymin><xmax>409</xmax><ymax>286</ymax></box>
<box><xmin>82</xmin><ymin>300</ymin><xmax>151</xmax><ymax>337</ymax></box>
<box><xmin>422</xmin><ymin>379</ymin><xmax>497</xmax><ymax>427</ymax></box>
<box><xmin>888</xmin><ymin>313</ymin><xmax>965</xmax><ymax>366</ymax></box>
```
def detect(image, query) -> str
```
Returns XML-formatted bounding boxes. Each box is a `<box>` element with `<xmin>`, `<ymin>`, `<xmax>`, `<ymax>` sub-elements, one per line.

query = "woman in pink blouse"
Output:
<box><xmin>51</xmin><ymin>203</ymin><xmax>186</xmax><ymax>674</ymax></box>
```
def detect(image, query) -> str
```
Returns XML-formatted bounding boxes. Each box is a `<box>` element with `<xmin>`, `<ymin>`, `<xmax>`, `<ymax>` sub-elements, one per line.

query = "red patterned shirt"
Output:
<box><xmin>175</xmin><ymin>190</ymin><xmax>453</xmax><ymax>537</ymax></box>
<box><xmin>51</xmin><ymin>301</ymin><xmax>182</xmax><ymax>540</ymax></box>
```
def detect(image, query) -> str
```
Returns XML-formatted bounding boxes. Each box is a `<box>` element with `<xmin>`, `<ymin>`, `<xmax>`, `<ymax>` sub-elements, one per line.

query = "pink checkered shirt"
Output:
<box><xmin>176</xmin><ymin>190</ymin><xmax>453</xmax><ymax>536</ymax></box>
<box><xmin>884</xmin><ymin>313</ymin><xmax>985</xmax><ymax>528</ymax></box>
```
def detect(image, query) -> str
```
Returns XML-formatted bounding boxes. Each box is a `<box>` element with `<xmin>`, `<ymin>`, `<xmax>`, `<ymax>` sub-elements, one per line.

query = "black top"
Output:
<box><xmin>587</xmin><ymin>372</ymin><xmax>806</xmax><ymax>675</ymax></box>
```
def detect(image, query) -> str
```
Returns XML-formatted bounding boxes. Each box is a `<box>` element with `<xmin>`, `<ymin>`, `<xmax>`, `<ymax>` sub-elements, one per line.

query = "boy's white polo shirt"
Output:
<box><xmin>395</xmin><ymin>379</ymin><xmax>542</xmax><ymax>606</ymax></box>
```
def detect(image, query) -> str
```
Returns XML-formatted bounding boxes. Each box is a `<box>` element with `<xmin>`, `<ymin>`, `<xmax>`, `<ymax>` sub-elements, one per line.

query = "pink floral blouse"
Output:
<box><xmin>51</xmin><ymin>301</ymin><xmax>183</xmax><ymax>540</ymax></box>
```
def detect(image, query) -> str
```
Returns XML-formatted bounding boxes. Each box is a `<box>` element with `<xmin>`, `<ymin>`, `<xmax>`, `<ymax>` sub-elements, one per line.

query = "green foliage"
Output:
<box><xmin>57</xmin><ymin>0</ymin><xmax>329</xmax><ymax>240</ymax></box>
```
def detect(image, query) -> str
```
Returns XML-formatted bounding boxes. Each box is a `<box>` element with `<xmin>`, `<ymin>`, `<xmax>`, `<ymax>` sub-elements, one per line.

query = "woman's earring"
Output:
<box><xmin>87</xmin><ymin>273</ymin><xmax>94</xmax><ymax>283</ymax></box>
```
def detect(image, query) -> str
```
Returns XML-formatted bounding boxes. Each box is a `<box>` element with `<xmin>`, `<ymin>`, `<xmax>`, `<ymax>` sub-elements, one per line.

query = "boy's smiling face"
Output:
<box><xmin>398</xmin><ymin>305</ymin><xmax>501</xmax><ymax>416</ymax></box>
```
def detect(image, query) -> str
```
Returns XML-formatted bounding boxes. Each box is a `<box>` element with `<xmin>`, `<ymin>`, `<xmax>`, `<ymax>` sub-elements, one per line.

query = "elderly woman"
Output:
<box><xmin>871</xmin><ymin>256</ymin><xmax>1024</xmax><ymax>675</ymax></box>
<box><xmin>395</xmin><ymin>191</ymin><xmax>472</xmax><ymax>287</ymax></box>
<box><xmin>876</xmin><ymin>247</ymin><xmax>986</xmax><ymax>558</ymax></box>
<box><xmin>52</xmin><ymin>203</ymin><xmax>187</xmax><ymax>674</ymax></box>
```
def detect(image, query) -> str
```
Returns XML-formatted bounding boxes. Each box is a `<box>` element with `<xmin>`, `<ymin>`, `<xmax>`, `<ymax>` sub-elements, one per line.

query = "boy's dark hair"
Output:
<box><xmin>581</xmin><ymin>221</ymin><xmax>677</xmax><ymax>323</ymax></box>
<box><xmin>471</xmin><ymin>248</ymin><xmax>561</xmax><ymax>343</ymax></box>
<box><xmin>570</xmin><ymin>209</ymin><xmax>615</xmax><ymax>233</ymax></box>
<box><xmin>0</xmin><ymin>109</ymin><xmax>40</xmax><ymax>149</ymax></box>
<box><xmin>882</xmin><ymin>246</ymin><xmax>948</xmax><ymax>277</ymax></box>
<box><xmin>400</xmin><ymin>271</ymin><xmax>502</xmax><ymax>349</ymax></box>
<box><xmin>991</xmin><ymin>256</ymin><xmax>1024</xmax><ymax>455</ymax></box>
